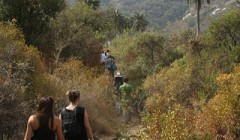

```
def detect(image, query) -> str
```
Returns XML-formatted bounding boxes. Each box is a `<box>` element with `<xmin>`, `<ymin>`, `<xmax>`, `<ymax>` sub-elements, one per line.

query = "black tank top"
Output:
<box><xmin>61</xmin><ymin>106</ymin><xmax>88</xmax><ymax>140</ymax></box>
<box><xmin>32</xmin><ymin>128</ymin><xmax>55</xmax><ymax>140</ymax></box>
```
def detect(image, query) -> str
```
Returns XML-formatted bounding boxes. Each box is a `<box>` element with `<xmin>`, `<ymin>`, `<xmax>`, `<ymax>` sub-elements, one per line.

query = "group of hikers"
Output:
<box><xmin>100</xmin><ymin>50</ymin><xmax>117</xmax><ymax>76</ymax></box>
<box><xmin>114</xmin><ymin>72</ymin><xmax>134</xmax><ymax>124</ymax></box>
<box><xmin>101</xmin><ymin>49</ymin><xmax>134</xmax><ymax>124</ymax></box>
<box><xmin>24</xmin><ymin>85</ymin><xmax>134</xmax><ymax>140</ymax></box>
<box><xmin>23</xmin><ymin>50</ymin><xmax>134</xmax><ymax>140</ymax></box>
<box><xmin>100</xmin><ymin>50</ymin><xmax>133</xmax><ymax>124</ymax></box>
<box><xmin>24</xmin><ymin>91</ymin><xmax>94</xmax><ymax>140</ymax></box>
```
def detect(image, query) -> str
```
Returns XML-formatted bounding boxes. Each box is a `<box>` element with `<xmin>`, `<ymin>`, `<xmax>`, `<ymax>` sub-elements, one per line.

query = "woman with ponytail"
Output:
<box><xmin>24</xmin><ymin>97</ymin><xmax>64</xmax><ymax>140</ymax></box>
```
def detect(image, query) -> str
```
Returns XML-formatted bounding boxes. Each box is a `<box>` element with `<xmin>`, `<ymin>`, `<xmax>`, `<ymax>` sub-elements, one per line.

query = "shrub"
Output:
<box><xmin>140</xmin><ymin>57</ymin><xmax>195</xmax><ymax>139</ymax></box>
<box><xmin>0</xmin><ymin>21</ymin><xmax>45</xmax><ymax>139</ymax></box>
<box><xmin>112</xmin><ymin>32</ymin><xmax>183</xmax><ymax>87</ymax></box>
<box><xmin>53</xmin><ymin>59</ymin><xmax>117</xmax><ymax>134</ymax></box>
<box><xmin>195</xmin><ymin>65</ymin><xmax>240</xmax><ymax>139</ymax></box>
<box><xmin>141</xmin><ymin>104</ymin><xmax>194</xmax><ymax>140</ymax></box>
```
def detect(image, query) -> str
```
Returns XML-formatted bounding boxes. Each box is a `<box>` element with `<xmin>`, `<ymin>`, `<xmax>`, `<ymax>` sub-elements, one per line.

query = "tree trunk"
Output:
<box><xmin>196</xmin><ymin>0</ymin><xmax>200</xmax><ymax>38</ymax></box>
<box><xmin>55</xmin><ymin>47</ymin><xmax>63</xmax><ymax>67</ymax></box>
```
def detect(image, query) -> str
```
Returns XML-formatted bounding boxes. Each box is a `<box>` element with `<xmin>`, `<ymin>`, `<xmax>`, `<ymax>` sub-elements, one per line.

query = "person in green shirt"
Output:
<box><xmin>119</xmin><ymin>77</ymin><xmax>133</xmax><ymax>124</ymax></box>
<box><xmin>114</xmin><ymin>72</ymin><xmax>123</xmax><ymax>116</ymax></box>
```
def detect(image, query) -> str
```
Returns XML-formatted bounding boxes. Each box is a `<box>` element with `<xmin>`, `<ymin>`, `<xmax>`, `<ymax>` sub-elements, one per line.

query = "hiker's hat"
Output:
<box><xmin>115</xmin><ymin>71</ymin><xmax>122</xmax><ymax>77</ymax></box>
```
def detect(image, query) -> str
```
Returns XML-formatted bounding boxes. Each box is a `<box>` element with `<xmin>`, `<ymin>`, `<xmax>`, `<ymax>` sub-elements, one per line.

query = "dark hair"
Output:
<box><xmin>123</xmin><ymin>77</ymin><xmax>129</xmax><ymax>83</ymax></box>
<box><xmin>36</xmin><ymin>97</ymin><xmax>54</xmax><ymax>130</ymax></box>
<box><xmin>66</xmin><ymin>90</ymin><xmax>80</xmax><ymax>103</ymax></box>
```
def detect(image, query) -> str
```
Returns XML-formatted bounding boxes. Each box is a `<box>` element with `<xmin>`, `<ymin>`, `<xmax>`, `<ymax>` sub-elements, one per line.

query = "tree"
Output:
<box><xmin>187</xmin><ymin>0</ymin><xmax>210</xmax><ymax>38</ymax></box>
<box><xmin>78</xmin><ymin>0</ymin><xmax>100</xmax><ymax>9</ymax></box>
<box><xmin>207</xmin><ymin>8</ymin><xmax>240</xmax><ymax>46</ymax></box>
<box><xmin>112</xmin><ymin>32</ymin><xmax>182</xmax><ymax>81</ymax></box>
<box><xmin>113</xmin><ymin>10</ymin><xmax>130</xmax><ymax>33</ymax></box>
<box><xmin>0</xmin><ymin>21</ymin><xmax>46</xmax><ymax>139</ymax></box>
<box><xmin>48</xmin><ymin>2</ymin><xmax>115</xmax><ymax>68</ymax></box>
<box><xmin>0</xmin><ymin>0</ymin><xmax>66</xmax><ymax>45</ymax></box>
<box><xmin>203</xmin><ymin>8</ymin><xmax>240</xmax><ymax>64</ymax></box>
<box><xmin>130</xmin><ymin>13</ymin><xmax>148</xmax><ymax>32</ymax></box>
<box><xmin>134</xmin><ymin>32</ymin><xmax>182</xmax><ymax>75</ymax></box>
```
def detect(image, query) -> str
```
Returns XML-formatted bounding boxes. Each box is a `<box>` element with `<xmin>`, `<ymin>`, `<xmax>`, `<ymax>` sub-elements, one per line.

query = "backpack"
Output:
<box><xmin>106</xmin><ymin>57</ymin><xmax>117</xmax><ymax>71</ymax></box>
<box><xmin>114</xmin><ymin>76</ymin><xmax>123</xmax><ymax>92</ymax></box>
<box><xmin>61</xmin><ymin>107</ymin><xmax>82</xmax><ymax>136</ymax></box>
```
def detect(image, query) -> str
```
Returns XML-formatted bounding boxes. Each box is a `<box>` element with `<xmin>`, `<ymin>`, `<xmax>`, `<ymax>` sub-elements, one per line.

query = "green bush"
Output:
<box><xmin>112</xmin><ymin>32</ymin><xmax>183</xmax><ymax>86</ymax></box>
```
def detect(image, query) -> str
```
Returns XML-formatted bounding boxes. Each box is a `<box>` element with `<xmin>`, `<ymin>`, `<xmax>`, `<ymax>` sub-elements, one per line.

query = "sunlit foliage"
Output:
<box><xmin>53</xmin><ymin>60</ymin><xmax>117</xmax><ymax>134</ymax></box>
<box><xmin>0</xmin><ymin>22</ymin><xmax>45</xmax><ymax>138</ymax></box>
<box><xmin>141</xmin><ymin>104</ymin><xmax>194</xmax><ymax>140</ymax></box>
<box><xmin>195</xmin><ymin>65</ymin><xmax>240</xmax><ymax>139</ymax></box>
<box><xmin>139</xmin><ymin>8</ymin><xmax>240</xmax><ymax>140</ymax></box>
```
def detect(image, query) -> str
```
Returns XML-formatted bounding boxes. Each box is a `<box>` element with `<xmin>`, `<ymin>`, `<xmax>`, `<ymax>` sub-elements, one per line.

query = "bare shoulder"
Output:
<box><xmin>29</xmin><ymin>115</ymin><xmax>37</xmax><ymax>122</ymax></box>
<box><xmin>28</xmin><ymin>114</ymin><xmax>39</xmax><ymax>130</ymax></box>
<box><xmin>54</xmin><ymin>116</ymin><xmax>61</xmax><ymax>124</ymax></box>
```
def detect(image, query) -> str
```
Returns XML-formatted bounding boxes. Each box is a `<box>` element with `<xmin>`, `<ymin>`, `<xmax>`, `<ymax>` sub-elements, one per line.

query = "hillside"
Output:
<box><xmin>101</xmin><ymin>0</ymin><xmax>238</xmax><ymax>31</ymax></box>
<box><xmin>102</xmin><ymin>0</ymin><xmax>188</xmax><ymax>30</ymax></box>
<box><xmin>67</xmin><ymin>0</ymin><xmax>239</xmax><ymax>31</ymax></box>
<box><xmin>66</xmin><ymin>0</ymin><xmax>75</xmax><ymax>4</ymax></box>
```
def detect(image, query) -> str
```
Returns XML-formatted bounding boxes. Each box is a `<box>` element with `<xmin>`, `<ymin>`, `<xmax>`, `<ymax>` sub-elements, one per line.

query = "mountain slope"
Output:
<box><xmin>101</xmin><ymin>0</ymin><xmax>239</xmax><ymax>30</ymax></box>
<box><xmin>68</xmin><ymin>0</ymin><xmax>239</xmax><ymax>31</ymax></box>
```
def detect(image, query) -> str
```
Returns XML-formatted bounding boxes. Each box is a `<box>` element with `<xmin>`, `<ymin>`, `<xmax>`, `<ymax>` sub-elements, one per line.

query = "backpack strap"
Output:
<box><xmin>60</xmin><ymin>107</ymin><xmax>66</xmax><ymax>120</ymax></box>
<box><xmin>73</xmin><ymin>107</ymin><xmax>78</xmax><ymax>123</ymax></box>
<box><xmin>60</xmin><ymin>107</ymin><xmax>78</xmax><ymax>121</ymax></box>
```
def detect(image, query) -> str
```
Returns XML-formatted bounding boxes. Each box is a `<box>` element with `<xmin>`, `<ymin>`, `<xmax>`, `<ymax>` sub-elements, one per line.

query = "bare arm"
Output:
<box><xmin>55</xmin><ymin>117</ymin><xmax>65</xmax><ymax>140</ymax></box>
<box><xmin>24</xmin><ymin>116</ymin><xmax>34</xmax><ymax>140</ymax></box>
<box><xmin>84</xmin><ymin>109</ymin><xmax>94</xmax><ymax>140</ymax></box>
<box><xmin>59</xmin><ymin>114</ymin><xmax>62</xmax><ymax>121</ymax></box>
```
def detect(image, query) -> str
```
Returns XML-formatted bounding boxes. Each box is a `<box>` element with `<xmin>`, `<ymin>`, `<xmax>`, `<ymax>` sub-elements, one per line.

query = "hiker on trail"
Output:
<box><xmin>24</xmin><ymin>97</ymin><xmax>64</xmax><ymax>140</ymax></box>
<box><xmin>59</xmin><ymin>90</ymin><xmax>94</xmax><ymax>140</ymax></box>
<box><xmin>114</xmin><ymin>71</ymin><xmax>123</xmax><ymax>116</ymax></box>
<box><xmin>105</xmin><ymin>53</ymin><xmax>117</xmax><ymax>76</ymax></box>
<box><xmin>100</xmin><ymin>51</ymin><xmax>107</xmax><ymax>65</ymax></box>
<box><xmin>100</xmin><ymin>51</ymin><xmax>107</xmax><ymax>72</ymax></box>
<box><xmin>119</xmin><ymin>77</ymin><xmax>134</xmax><ymax>124</ymax></box>
<box><xmin>114</xmin><ymin>71</ymin><xmax>123</xmax><ymax>92</ymax></box>
<box><xmin>105</xmin><ymin>50</ymin><xmax>110</xmax><ymax>58</ymax></box>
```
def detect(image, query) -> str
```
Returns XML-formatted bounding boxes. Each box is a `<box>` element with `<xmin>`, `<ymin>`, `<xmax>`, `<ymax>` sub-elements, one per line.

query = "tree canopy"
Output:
<box><xmin>0</xmin><ymin>0</ymin><xmax>66</xmax><ymax>45</ymax></box>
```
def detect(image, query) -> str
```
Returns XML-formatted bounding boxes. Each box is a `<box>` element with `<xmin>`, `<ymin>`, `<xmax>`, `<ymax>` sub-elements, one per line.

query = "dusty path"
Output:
<box><xmin>95</xmin><ymin>113</ymin><xmax>142</xmax><ymax>140</ymax></box>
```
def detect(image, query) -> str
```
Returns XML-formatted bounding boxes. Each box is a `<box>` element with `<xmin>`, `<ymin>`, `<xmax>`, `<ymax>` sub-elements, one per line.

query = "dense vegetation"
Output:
<box><xmin>0</xmin><ymin>0</ymin><xmax>239</xmax><ymax>139</ymax></box>
<box><xmin>101</xmin><ymin>0</ymin><xmax>188</xmax><ymax>29</ymax></box>
<box><xmin>100</xmin><ymin>0</ymin><xmax>233</xmax><ymax>31</ymax></box>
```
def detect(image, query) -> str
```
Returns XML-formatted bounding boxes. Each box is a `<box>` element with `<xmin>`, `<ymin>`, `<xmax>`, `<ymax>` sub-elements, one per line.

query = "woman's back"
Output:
<box><xmin>60</xmin><ymin>90</ymin><xmax>94</xmax><ymax>140</ymax></box>
<box><xmin>61</xmin><ymin>107</ymin><xmax>88</xmax><ymax>140</ymax></box>
<box><xmin>31</xmin><ymin>115</ymin><xmax>57</xmax><ymax>140</ymax></box>
<box><xmin>32</xmin><ymin>128</ymin><xmax>55</xmax><ymax>140</ymax></box>
<box><xmin>24</xmin><ymin>97</ymin><xmax>64</xmax><ymax>140</ymax></box>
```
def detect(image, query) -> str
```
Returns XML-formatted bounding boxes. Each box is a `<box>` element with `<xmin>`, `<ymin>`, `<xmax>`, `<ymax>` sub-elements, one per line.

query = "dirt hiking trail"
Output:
<box><xmin>96</xmin><ymin>113</ymin><xmax>142</xmax><ymax>140</ymax></box>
